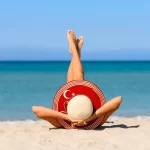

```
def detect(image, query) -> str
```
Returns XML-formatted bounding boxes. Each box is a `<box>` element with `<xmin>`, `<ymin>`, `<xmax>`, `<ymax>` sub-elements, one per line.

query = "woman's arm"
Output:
<box><xmin>44</xmin><ymin>109</ymin><xmax>78</xmax><ymax>123</ymax></box>
<box><xmin>48</xmin><ymin>109</ymin><xmax>71</xmax><ymax>121</ymax></box>
<box><xmin>85</xmin><ymin>96</ymin><xmax>122</xmax><ymax>123</ymax></box>
<box><xmin>32</xmin><ymin>106</ymin><xmax>77</xmax><ymax>123</ymax></box>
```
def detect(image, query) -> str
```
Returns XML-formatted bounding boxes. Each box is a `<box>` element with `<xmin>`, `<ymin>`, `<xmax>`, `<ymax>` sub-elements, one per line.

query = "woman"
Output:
<box><xmin>32</xmin><ymin>30</ymin><xmax>122</xmax><ymax>128</ymax></box>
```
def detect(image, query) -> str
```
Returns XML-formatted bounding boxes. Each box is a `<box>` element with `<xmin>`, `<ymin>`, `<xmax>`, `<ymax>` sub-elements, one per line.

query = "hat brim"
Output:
<box><xmin>52</xmin><ymin>80</ymin><xmax>106</xmax><ymax>130</ymax></box>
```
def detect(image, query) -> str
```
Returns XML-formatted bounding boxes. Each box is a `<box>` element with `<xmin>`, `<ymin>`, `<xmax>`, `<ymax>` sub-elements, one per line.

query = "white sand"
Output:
<box><xmin>0</xmin><ymin>119</ymin><xmax>150</xmax><ymax>150</ymax></box>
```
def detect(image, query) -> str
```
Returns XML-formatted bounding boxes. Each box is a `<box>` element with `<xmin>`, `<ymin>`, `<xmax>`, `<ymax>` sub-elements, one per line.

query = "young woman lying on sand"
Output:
<box><xmin>32</xmin><ymin>30</ymin><xmax>122</xmax><ymax>128</ymax></box>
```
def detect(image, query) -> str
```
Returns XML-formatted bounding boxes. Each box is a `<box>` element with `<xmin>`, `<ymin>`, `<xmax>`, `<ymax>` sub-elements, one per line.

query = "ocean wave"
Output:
<box><xmin>108</xmin><ymin>116</ymin><xmax>150</xmax><ymax>121</ymax></box>
<box><xmin>0</xmin><ymin>116</ymin><xmax>150</xmax><ymax>124</ymax></box>
<box><xmin>0</xmin><ymin>119</ymin><xmax>46</xmax><ymax>124</ymax></box>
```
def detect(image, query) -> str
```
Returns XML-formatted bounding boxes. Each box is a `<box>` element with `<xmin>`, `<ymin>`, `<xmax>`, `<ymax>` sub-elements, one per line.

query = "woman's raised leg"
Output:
<box><xmin>67</xmin><ymin>30</ymin><xmax>84</xmax><ymax>81</ymax></box>
<box><xmin>67</xmin><ymin>36</ymin><xmax>84</xmax><ymax>82</ymax></box>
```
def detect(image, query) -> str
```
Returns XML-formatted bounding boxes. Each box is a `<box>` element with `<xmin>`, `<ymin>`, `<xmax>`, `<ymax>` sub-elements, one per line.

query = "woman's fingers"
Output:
<box><xmin>78</xmin><ymin>121</ymin><xmax>87</xmax><ymax>126</ymax></box>
<box><xmin>71</xmin><ymin>119</ymin><xmax>88</xmax><ymax>128</ymax></box>
<box><xmin>76</xmin><ymin>121</ymin><xmax>88</xmax><ymax>126</ymax></box>
<box><xmin>71</xmin><ymin>122</ymin><xmax>78</xmax><ymax>127</ymax></box>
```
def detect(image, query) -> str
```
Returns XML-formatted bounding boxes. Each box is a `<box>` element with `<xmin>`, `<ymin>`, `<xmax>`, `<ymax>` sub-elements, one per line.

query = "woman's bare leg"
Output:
<box><xmin>85</xmin><ymin>96</ymin><xmax>123</xmax><ymax>125</ymax></box>
<box><xmin>67</xmin><ymin>36</ymin><xmax>84</xmax><ymax>82</ymax></box>
<box><xmin>67</xmin><ymin>30</ymin><xmax>84</xmax><ymax>81</ymax></box>
<box><xmin>67</xmin><ymin>59</ymin><xmax>74</xmax><ymax>82</ymax></box>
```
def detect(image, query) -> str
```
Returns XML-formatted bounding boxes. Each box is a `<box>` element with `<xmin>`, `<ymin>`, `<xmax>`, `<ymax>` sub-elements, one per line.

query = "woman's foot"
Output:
<box><xmin>67</xmin><ymin>30</ymin><xmax>77</xmax><ymax>54</ymax></box>
<box><xmin>69</xmin><ymin>36</ymin><xmax>84</xmax><ymax>55</ymax></box>
<box><xmin>76</xmin><ymin>36</ymin><xmax>84</xmax><ymax>57</ymax></box>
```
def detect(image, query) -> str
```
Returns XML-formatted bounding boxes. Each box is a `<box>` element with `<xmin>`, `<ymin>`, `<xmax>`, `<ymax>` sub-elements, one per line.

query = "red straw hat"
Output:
<box><xmin>52</xmin><ymin>80</ymin><xmax>106</xmax><ymax>130</ymax></box>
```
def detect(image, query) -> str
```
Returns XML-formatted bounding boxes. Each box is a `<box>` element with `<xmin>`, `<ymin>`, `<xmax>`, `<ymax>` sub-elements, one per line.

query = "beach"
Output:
<box><xmin>0</xmin><ymin>119</ymin><xmax>150</xmax><ymax>150</ymax></box>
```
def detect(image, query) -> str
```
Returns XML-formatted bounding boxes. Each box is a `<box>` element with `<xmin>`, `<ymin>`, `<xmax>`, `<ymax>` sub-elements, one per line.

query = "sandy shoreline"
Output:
<box><xmin>0</xmin><ymin>119</ymin><xmax>150</xmax><ymax>150</ymax></box>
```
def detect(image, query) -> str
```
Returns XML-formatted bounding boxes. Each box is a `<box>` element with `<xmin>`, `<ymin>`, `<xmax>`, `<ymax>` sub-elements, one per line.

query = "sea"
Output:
<box><xmin>0</xmin><ymin>61</ymin><xmax>150</xmax><ymax>124</ymax></box>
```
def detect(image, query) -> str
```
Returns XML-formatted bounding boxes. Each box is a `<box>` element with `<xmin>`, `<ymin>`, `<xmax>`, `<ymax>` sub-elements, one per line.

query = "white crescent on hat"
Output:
<box><xmin>63</xmin><ymin>90</ymin><xmax>70</xmax><ymax>99</ymax></box>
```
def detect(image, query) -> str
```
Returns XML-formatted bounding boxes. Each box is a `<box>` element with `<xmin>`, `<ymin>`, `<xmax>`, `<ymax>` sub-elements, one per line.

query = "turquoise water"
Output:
<box><xmin>0</xmin><ymin>61</ymin><xmax>150</xmax><ymax>122</ymax></box>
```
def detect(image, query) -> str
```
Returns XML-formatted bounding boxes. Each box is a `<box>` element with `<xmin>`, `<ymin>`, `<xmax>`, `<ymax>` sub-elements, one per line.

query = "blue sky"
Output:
<box><xmin>0</xmin><ymin>0</ymin><xmax>150</xmax><ymax>60</ymax></box>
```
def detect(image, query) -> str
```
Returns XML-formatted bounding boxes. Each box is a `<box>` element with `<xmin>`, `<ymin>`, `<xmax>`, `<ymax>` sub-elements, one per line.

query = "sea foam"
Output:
<box><xmin>0</xmin><ymin>116</ymin><xmax>150</xmax><ymax>124</ymax></box>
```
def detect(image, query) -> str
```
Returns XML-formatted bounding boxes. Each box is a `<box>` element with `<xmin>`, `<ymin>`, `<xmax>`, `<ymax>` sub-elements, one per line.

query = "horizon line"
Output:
<box><xmin>0</xmin><ymin>60</ymin><xmax>150</xmax><ymax>62</ymax></box>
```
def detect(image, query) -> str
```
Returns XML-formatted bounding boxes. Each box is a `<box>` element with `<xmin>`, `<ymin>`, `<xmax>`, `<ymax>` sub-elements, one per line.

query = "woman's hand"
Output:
<box><xmin>63</xmin><ymin>114</ymin><xmax>88</xmax><ymax>127</ymax></box>
<box><xmin>68</xmin><ymin>116</ymin><xmax>88</xmax><ymax>126</ymax></box>
<box><xmin>71</xmin><ymin>120</ymin><xmax>88</xmax><ymax>127</ymax></box>
<box><xmin>65</xmin><ymin>115</ymin><xmax>78</xmax><ymax>123</ymax></box>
